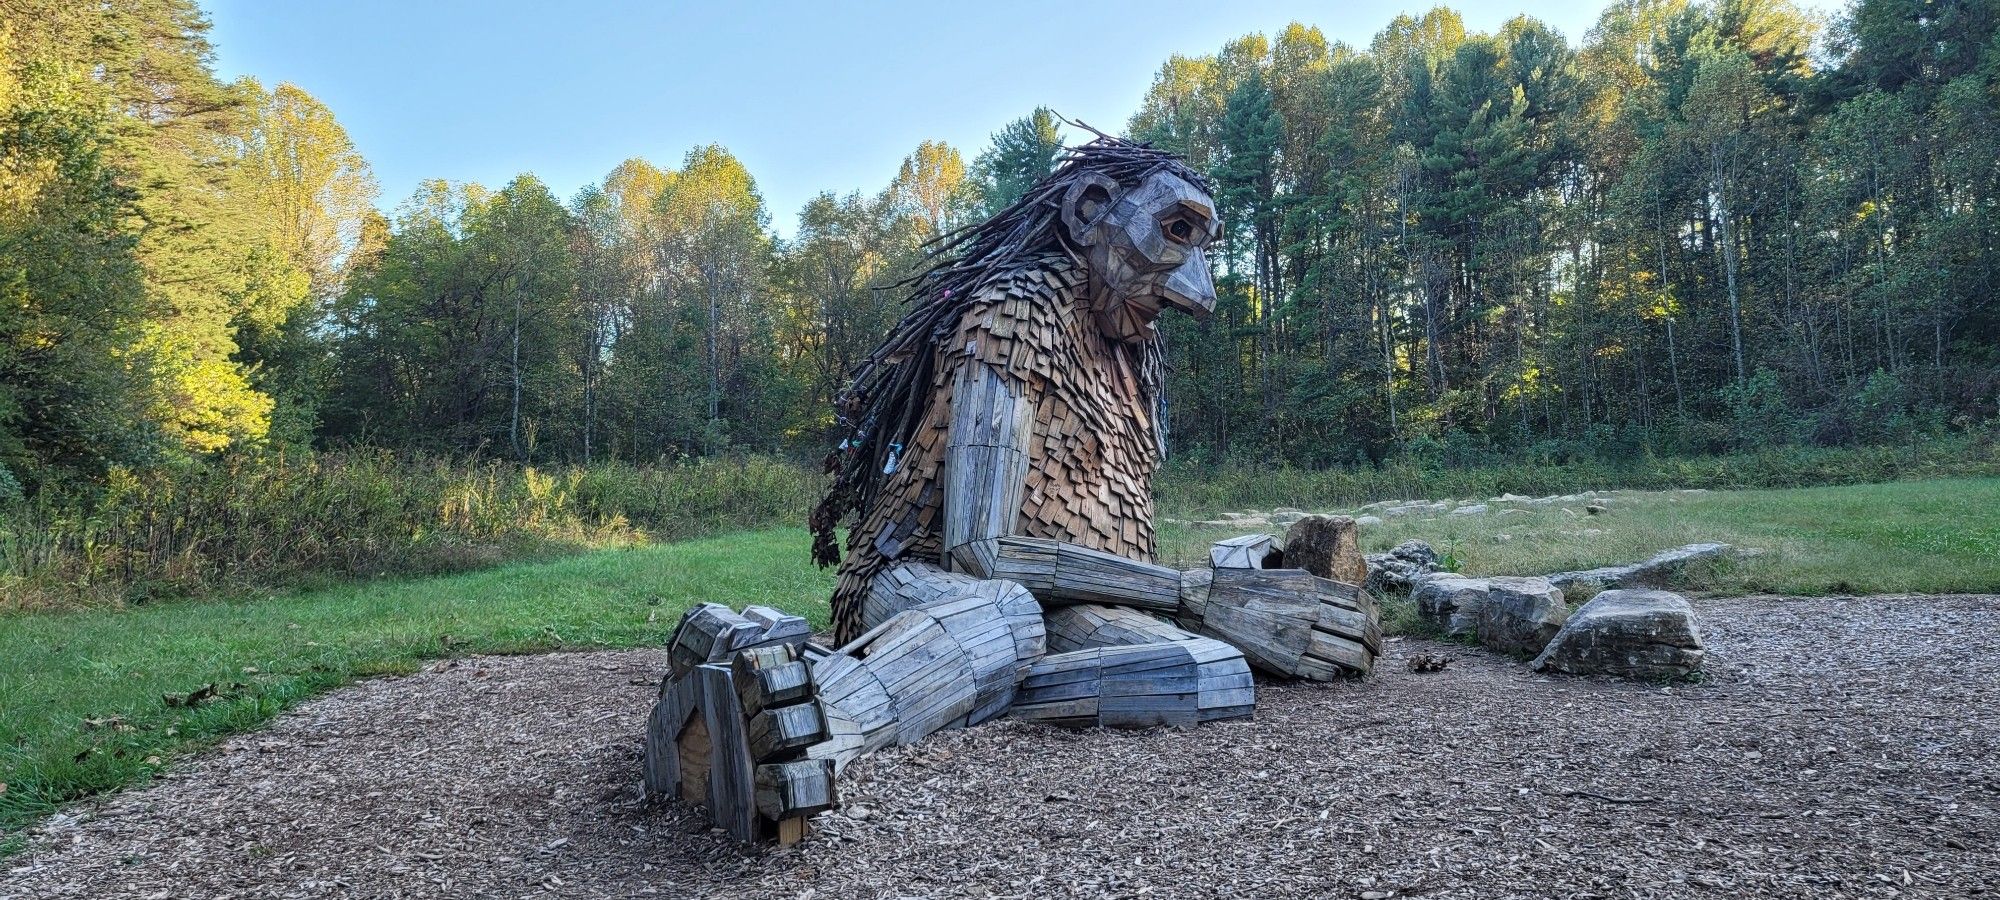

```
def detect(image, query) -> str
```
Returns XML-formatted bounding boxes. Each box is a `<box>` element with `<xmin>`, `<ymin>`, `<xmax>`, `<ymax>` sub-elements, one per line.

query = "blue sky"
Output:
<box><xmin>206</xmin><ymin>0</ymin><xmax>1844</xmax><ymax>236</ymax></box>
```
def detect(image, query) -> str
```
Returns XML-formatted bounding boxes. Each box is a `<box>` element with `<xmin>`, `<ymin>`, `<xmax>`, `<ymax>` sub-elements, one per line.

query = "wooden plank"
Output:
<box><xmin>644</xmin><ymin>672</ymin><xmax>704</xmax><ymax>800</ymax></box>
<box><xmin>1199</xmin><ymin>568</ymin><xmax>1377</xmax><ymax>678</ymax></box>
<box><xmin>697</xmin><ymin>664</ymin><xmax>759</xmax><ymax>841</ymax></box>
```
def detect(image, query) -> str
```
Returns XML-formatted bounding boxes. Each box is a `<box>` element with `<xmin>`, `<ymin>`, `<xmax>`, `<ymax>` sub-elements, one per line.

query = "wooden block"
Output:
<box><xmin>1197</xmin><ymin>568</ymin><xmax>1378</xmax><ymax>679</ymax></box>
<box><xmin>643</xmin><ymin>671</ymin><xmax>704</xmax><ymax>801</ymax></box>
<box><xmin>676</xmin><ymin>708</ymin><xmax>713</xmax><ymax>808</ymax></box>
<box><xmin>1044</xmin><ymin>604</ymin><xmax>1193</xmax><ymax>654</ymax></box>
<box><xmin>643</xmin><ymin>699</ymin><xmax>678</xmax><ymax>800</ymax></box>
<box><xmin>741</xmin><ymin>606</ymin><xmax>813</xmax><ymax>647</ymax></box>
<box><xmin>753</xmin><ymin>758</ymin><xmax>837</xmax><ymax>821</ymax></box>
<box><xmin>747</xmin><ymin>702</ymin><xmax>828</xmax><ymax>762</ymax></box>
<box><xmin>734</xmin><ymin>655</ymin><xmax>813</xmax><ymax>720</ymax></box>
<box><xmin>669</xmin><ymin>603</ymin><xmax>750</xmax><ymax>674</ymax></box>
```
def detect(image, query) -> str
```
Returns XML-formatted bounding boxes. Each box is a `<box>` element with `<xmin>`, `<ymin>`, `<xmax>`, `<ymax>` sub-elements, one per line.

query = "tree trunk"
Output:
<box><xmin>1712</xmin><ymin>146</ymin><xmax>1746</xmax><ymax>383</ymax></box>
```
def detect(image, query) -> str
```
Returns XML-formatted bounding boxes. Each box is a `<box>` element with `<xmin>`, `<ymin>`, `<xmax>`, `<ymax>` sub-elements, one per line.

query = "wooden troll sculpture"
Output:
<box><xmin>645</xmin><ymin>138</ymin><xmax>1379</xmax><ymax>842</ymax></box>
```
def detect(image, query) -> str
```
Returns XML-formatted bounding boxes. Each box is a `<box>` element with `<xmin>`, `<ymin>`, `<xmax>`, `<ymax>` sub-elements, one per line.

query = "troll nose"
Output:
<box><xmin>1159</xmin><ymin>248</ymin><xmax>1215</xmax><ymax>320</ymax></box>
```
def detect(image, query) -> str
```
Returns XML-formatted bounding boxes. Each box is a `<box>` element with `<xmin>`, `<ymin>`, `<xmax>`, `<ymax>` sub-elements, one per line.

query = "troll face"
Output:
<box><xmin>1062</xmin><ymin>169</ymin><xmax>1221</xmax><ymax>343</ymax></box>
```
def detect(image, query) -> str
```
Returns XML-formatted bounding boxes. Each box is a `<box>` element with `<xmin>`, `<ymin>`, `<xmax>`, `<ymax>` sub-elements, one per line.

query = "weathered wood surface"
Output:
<box><xmin>1209</xmin><ymin>533</ymin><xmax>1278</xmax><ymax>570</ymax></box>
<box><xmin>642</xmin><ymin>671</ymin><xmax>703</xmax><ymax>803</ymax></box>
<box><xmin>803</xmin><ymin>652</ymin><xmax>897</xmax><ymax>772</ymax></box>
<box><xmin>747</xmin><ymin>702</ymin><xmax>828</xmax><ymax>761</ymax></box>
<box><xmin>805</xmin><ymin>581</ymin><xmax>1045</xmax><ymax>772</ymax></box>
<box><xmin>1013</xmin><ymin>636</ymin><xmax>1253</xmax><ymax>728</ymax></box>
<box><xmin>862</xmin><ymin>562</ymin><xmax>981</xmax><ymax>632</ymax></box>
<box><xmin>827</xmin><ymin>255</ymin><xmax>1168</xmax><ymax>645</ymax></box>
<box><xmin>732</xmin><ymin>645</ymin><xmax>813</xmax><ymax>719</ymax></box>
<box><xmin>1044</xmin><ymin>603</ymin><xmax>1201</xmax><ymax>654</ymax></box>
<box><xmin>1187</xmin><ymin>567</ymin><xmax>1381</xmax><ymax>679</ymax></box>
<box><xmin>668</xmin><ymin>603</ymin><xmax>811</xmax><ymax>676</ymax></box>
<box><xmin>954</xmin><ymin>535</ymin><xmax>1180</xmax><ymax>613</ymax></box>
<box><xmin>647</xmin><ymin>611</ymin><xmax>835</xmax><ymax>843</ymax></box>
<box><xmin>697</xmin><ymin>664</ymin><xmax>759</xmax><ymax>841</ymax></box>
<box><xmin>754</xmin><ymin>758</ymin><xmax>836</xmax><ymax>822</ymax></box>
<box><xmin>941</xmin><ymin>362</ymin><xmax>1032</xmax><ymax>563</ymax></box>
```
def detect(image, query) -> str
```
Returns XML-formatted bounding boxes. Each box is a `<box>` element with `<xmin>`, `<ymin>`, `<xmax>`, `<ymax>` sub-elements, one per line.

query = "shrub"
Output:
<box><xmin>0</xmin><ymin>451</ymin><xmax>824</xmax><ymax>610</ymax></box>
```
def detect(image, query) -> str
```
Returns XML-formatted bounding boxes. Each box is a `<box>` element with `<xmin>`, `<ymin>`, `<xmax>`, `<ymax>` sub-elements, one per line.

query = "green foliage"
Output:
<box><xmin>0</xmin><ymin>36</ymin><xmax>150</xmax><ymax>486</ymax></box>
<box><xmin>972</xmin><ymin>107</ymin><xmax>1063</xmax><ymax>216</ymax></box>
<box><xmin>1</xmin><ymin>1</ymin><xmax>371</xmax><ymax>474</ymax></box>
<box><xmin>1128</xmin><ymin>0</ymin><xmax>2000</xmax><ymax>464</ymax></box>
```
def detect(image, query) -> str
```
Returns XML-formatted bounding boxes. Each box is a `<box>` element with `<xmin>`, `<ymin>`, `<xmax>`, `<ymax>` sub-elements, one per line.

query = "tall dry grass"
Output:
<box><xmin>0</xmin><ymin>451</ymin><xmax>823</xmax><ymax>610</ymax></box>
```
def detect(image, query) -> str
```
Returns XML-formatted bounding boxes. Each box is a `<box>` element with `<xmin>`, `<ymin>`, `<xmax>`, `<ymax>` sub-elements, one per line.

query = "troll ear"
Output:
<box><xmin>1060</xmin><ymin>172</ymin><xmax>1121</xmax><ymax>246</ymax></box>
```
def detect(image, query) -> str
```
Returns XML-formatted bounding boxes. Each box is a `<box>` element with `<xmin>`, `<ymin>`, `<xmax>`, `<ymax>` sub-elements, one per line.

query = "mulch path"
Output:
<box><xmin>6</xmin><ymin>595</ymin><xmax>1998</xmax><ymax>899</ymax></box>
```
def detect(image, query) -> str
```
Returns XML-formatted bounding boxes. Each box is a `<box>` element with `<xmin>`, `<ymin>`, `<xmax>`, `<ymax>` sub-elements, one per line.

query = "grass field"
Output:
<box><xmin>1160</xmin><ymin>477</ymin><xmax>2000</xmax><ymax>596</ymax></box>
<box><xmin>3</xmin><ymin>476</ymin><xmax>1998</xmax><ymax>848</ymax></box>
<box><xmin>0</xmin><ymin>531</ymin><xmax>831</xmax><ymax>847</ymax></box>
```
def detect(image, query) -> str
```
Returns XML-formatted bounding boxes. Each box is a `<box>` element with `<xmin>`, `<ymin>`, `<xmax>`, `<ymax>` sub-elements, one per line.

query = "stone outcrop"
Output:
<box><xmin>1546</xmin><ymin>543</ymin><xmax>1732</xmax><ymax>591</ymax></box>
<box><xmin>1475</xmin><ymin>576</ymin><xmax>1569</xmax><ymax>656</ymax></box>
<box><xmin>1364</xmin><ymin>540</ymin><xmax>1441</xmax><ymax>595</ymax></box>
<box><xmin>1411</xmin><ymin>575</ymin><xmax>1489</xmax><ymax>638</ymax></box>
<box><xmin>1530</xmin><ymin>589</ymin><xmax>1705</xmax><ymax>679</ymax></box>
<box><xmin>1282</xmin><ymin>515</ymin><xmax>1367</xmax><ymax>586</ymax></box>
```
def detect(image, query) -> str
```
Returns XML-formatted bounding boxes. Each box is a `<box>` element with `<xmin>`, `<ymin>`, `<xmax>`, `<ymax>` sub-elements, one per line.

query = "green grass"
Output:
<box><xmin>1154</xmin><ymin>436</ymin><xmax>2000</xmax><ymax>512</ymax></box>
<box><xmin>0</xmin><ymin>528</ymin><xmax>834</xmax><ymax>844</ymax></box>
<box><xmin>1160</xmin><ymin>477</ymin><xmax>2000</xmax><ymax>596</ymax></box>
<box><xmin>5</xmin><ymin>476</ymin><xmax>1999</xmax><ymax>850</ymax></box>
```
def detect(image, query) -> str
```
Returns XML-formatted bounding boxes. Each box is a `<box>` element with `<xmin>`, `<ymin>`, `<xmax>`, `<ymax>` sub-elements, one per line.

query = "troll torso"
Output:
<box><xmin>828</xmin><ymin>254</ymin><xmax>1161</xmax><ymax>642</ymax></box>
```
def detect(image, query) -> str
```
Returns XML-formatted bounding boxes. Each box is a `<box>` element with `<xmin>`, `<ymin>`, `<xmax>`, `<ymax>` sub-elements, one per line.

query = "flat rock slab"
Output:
<box><xmin>1532</xmin><ymin>588</ymin><xmax>1706</xmax><ymax>679</ymax></box>
<box><xmin>1548</xmin><ymin>542</ymin><xmax>1733</xmax><ymax>591</ymax></box>
<box><xmin>10</xmin><ymin>596</ymin><xmax>2000</xmax><ymax>899</ymax></box>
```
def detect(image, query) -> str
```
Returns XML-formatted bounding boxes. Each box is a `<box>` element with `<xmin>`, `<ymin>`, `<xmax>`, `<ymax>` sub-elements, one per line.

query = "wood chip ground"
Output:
<box><xmin>7</xmin><ymin>594</ymin><xmax>1998</xmax><ymax>899</ymax></box>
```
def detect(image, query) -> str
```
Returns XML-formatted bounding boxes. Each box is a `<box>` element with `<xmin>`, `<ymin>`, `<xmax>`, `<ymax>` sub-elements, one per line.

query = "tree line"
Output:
<box><xmin>3</xmin><ymin>0</ymin><xmax>1996</xmax><ymax>498</ymax></box>
<box><xmin>1138</xmin><ymin>0</ymin><xmax>1998</xmax><ymax>465</ymax></box>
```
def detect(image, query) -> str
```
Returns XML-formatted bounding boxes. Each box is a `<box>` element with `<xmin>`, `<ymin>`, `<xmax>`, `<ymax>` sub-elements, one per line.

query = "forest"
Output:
<box><xmin>2</xmin><ymin>0</ymin><xmax>1996</xmax><ymax>491</ymax></box>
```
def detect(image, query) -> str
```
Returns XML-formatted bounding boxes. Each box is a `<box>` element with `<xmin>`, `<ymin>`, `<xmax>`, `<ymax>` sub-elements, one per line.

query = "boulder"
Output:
<box><xmin>1449</xmin><ymin>503</ymin><xmax>1489</xmax><ymax>517</ymax></box>
<box><xmin>1282</xmin><ymin>515</ymin><xmax>1367</xmax><ymax>586</ymax></box>
<box><xmin>1475</xmin><ymin>576</ymin><xmax>1569</xmax><ymax>655</ymax></box>
<box><xmin>1530</xmin><ymin>589</ymin><xmax>1705</xmax><ymax>679</ymax></box>
<box><xmin>1411</xmin><ymin>575</ymin><xmax>1488</xmax><ymax>638</ymax></box>
<box><xmin>1546</xmin><ymin>542</ymin><xmax>1732</xmax><ymax>592</ymax></box>
<box><xmin>1364</xmin><ymin>540</ymin><xmax>1441</xmax><ymax>595</ymax></box>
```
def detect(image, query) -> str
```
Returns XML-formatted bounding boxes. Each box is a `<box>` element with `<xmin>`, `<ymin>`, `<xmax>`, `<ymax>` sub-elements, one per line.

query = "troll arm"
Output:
<box><xmin>938</xmin><ymin>356</ymin><xmax>1185</xmax><ymax>612</ymax></box>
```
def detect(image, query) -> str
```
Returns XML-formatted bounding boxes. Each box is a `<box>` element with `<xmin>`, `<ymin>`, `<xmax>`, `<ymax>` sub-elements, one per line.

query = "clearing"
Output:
<box><xmin>5</xmin><ymin>593</ymin><xmax>1997</xmax><ymax>898</ymax></box>
<box><xmin>3</xmin><ymin>477</ymin><xmax>1998</xmax><ymax>895</ymax></box>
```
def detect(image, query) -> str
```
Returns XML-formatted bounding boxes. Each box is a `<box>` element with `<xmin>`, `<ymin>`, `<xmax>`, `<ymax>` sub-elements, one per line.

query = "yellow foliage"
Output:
<box><xmin>129</xmin><ymin>326</ymin><xmax>274</xmax><ymax>454</ymax></box>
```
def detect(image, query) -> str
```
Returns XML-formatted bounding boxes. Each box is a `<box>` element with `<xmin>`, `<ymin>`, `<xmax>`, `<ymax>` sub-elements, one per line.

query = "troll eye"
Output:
<box><xmin>1162</xmin><ymin>217</ymin><xmax>1196</xmax><ymax>245</ymax></box>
